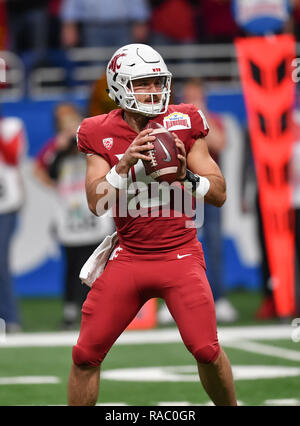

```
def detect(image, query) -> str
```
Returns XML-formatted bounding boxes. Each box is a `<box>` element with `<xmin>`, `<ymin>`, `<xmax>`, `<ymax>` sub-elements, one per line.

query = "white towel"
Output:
<box><xmin>79</xmin><ymin>232</ymin><xmax>118</xmax><ymax>287</ymax></box>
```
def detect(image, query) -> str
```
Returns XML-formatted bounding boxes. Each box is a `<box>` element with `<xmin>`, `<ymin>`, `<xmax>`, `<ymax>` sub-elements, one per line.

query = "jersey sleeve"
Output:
<box><xmin>190</xmin><ymin>105</ymin><xmax>209</xmax><ymax>139</ymax></box>
<box><xmin>76</xmin><ymin>116</ymin><xmax>113</xmax><ymax>166</ymax></box>
<box><xmin>182</xmin><ymin>104</ymin><xmax>210</xmax><ymax>154</ymax></box>
<box><xmin>76</xmin><ymin>118</ymin><xmax>96</xmax><ymax>155</ymax></box>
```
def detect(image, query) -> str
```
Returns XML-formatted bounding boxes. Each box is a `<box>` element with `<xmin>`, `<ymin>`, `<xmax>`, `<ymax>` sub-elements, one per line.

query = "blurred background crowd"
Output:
<box><xmin>2</xmin><ymin>0</ymin><xmax>300</xmax><ymax>53</ymax></box>
<box><xmin>2</xmin><ymin>0</ymin><xmax>300</xmax><ymax>88</ymax></box>
<box><xmin>1</xmin><ymin>0</ymin><xmax>300</xmax><ymax>333</ymax></box>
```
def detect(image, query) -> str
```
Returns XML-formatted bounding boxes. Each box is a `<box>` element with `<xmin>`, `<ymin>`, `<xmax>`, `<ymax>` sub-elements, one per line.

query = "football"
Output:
<box><xmin>143</xmin><ymin>121</ymin><xmax>180</xmax><ymax>184</ymax></box>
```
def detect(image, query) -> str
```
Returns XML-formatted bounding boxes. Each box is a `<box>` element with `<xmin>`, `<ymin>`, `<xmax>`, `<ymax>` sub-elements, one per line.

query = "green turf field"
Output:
<box><xmin>0</xmin><ymin>291</ymin><xmax>299</xmax><ymax>406</ymax></box>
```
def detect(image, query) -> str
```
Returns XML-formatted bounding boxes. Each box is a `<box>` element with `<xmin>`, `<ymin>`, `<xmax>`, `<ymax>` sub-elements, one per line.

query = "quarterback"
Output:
<box><xmin>68</xmin><ymin>44</ymin><xmax>237</xmax><ymax>406</ymax></box>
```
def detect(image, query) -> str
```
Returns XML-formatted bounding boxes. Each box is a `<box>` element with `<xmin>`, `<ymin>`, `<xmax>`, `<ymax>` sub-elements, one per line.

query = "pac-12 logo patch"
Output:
<box><xmin>163</xmin><ymin>112</ymin><xmax>191</xmax><ymax>131</ymax></box>
<box><xmin>103</xmin><ymin>138</ymin><xmax>114</xmax><ymax>150</ymax></box>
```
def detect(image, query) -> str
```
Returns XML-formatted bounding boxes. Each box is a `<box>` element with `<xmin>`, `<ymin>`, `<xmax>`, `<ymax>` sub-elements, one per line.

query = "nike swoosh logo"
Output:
<box><xmin>177</xmin><ymin>254</ymin><xmax>192</xmax><ymax>259</ymax></box>
<box><xmin>157</xmin><ymin>138</ymin><xmax>171</xmax><ymax>162</ymax></box>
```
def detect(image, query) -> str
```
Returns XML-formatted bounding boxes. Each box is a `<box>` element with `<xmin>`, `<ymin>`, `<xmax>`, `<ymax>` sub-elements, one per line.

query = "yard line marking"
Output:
<box><xmin>96</xmin><ymin>403</ymin><xmax>128</xmax><ymax>406</ymax></box>
<box><xmin>264</xmin><ymin>399</ymin><xmax>300</xmax><ymax>406</ymax></box>
<box><xmin>224</xmin><ymin>340</ymin><xmax>300</xmax><ymax>361</ymax></box>
<box><xmin>157</xmin><ymin>401</ymin><xmax>197</xmax><ymax>406</ymax></box>
<box><xmin>157</xmin><ymin>401</ymin><xmax>245</xmax><ymax>406</ymax></box>
<box><xmin>0</xmin><ymin>324</ymin><xmax>296</xmax><ymax>348</ymax></box>
<box><xmin>217</xmin><ymin>325</ymin><xmax>294</xmax><ymax>343</ymax></box>
<box><xmin>0</xmin><ymin>376</ymin><xmax>60</xmax><ymax>385</ymax></box>
<box><xmin>101</xmin><ymin>365</ymin><xmax>300</xmax><ymax>382</ymax></box>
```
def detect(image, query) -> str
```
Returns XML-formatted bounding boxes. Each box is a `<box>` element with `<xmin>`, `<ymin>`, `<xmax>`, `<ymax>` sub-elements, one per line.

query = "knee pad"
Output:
<box><xmin>72</xmin><ymin>344</ymin><xmax>105</xmax><ymax>367</ymax></box>
<box><xmin>194</xmin><ymin>342</ymin><xmax>221</xmax><ymax>364</ymax></box>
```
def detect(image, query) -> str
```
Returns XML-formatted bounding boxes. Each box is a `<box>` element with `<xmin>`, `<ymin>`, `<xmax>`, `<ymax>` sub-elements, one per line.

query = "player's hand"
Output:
<box><xmin>172</xmin><ymin>133</ymin><xmax>187</xmax><ymax>181</ymax></box>
<box><xmin>116</xmin><ymin>129</ymin><xmax>155</xmax><ymax>175</ymax></box>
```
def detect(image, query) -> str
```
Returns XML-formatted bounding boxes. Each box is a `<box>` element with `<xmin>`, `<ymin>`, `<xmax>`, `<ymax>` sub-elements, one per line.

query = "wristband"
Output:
<box><xmin>195</xmin><ymin>176</ymin><xmax>210</xmax><ymax>198</ymax></box>
<box><xmin>182</xmin><ymin>169</ymin><xmax>210</xmax><ymax>197</ymax></box>
<box><xmin>106</xmin><ymin>165</ymin><xmax>128</xmax><ymax>190</ymax></box>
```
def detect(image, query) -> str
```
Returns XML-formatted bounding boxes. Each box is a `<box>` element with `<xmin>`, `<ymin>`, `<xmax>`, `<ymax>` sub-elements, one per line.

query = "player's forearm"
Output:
<box><xmin>86</xmin><ymin>176</ymin><xmax>118</xmax><ymax>217</ymax></box>
<box><xmin>87</xmin><ymin>161</ymin><xmax>131</xmax><ymax>216</ymax></box>
<box><xmin>203</xmin><ymin>174</ymin><xmax>226</xmax><ymax>207</ymax></box>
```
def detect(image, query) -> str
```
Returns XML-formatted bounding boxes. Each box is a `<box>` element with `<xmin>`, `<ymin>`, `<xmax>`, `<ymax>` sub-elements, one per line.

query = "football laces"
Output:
<box><xmin>148</xmin><ymin>149</ymin><xmax>158</xmax><ymax>168</ymax></box>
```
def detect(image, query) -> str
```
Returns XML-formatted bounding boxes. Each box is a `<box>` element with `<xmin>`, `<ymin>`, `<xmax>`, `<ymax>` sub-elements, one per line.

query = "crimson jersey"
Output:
<box><xmin>77</xmin><ymin>104</ymin><xmax>209</xmax><ymax>253</ymax></box>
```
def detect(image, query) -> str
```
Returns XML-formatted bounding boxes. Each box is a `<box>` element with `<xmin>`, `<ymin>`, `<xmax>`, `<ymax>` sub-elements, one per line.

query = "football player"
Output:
<box><xmin>68</xmin><ymin>44</ymin><xmax>237</xmax><ymax>406</ymax></box>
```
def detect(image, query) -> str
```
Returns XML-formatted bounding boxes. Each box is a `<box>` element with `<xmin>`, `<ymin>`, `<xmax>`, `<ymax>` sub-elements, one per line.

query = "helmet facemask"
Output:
<box><xmin>122</xmin><ymin>74</ymin><xmax>172</xmax><ymax>117</ymax></box>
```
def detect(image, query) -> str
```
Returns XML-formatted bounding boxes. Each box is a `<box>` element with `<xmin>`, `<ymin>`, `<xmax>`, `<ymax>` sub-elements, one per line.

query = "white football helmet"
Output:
<box><xmin>106</xmin><ymin>44</ymin><xmax>172</xmax><ymax>117</ymax></box>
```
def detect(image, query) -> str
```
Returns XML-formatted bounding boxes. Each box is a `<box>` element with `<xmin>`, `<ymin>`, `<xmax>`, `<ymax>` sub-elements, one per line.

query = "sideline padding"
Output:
<box><xmin>235</xmin><ymin>34</ymin><xmax>295</xmax><ymax>317</ymax></box>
